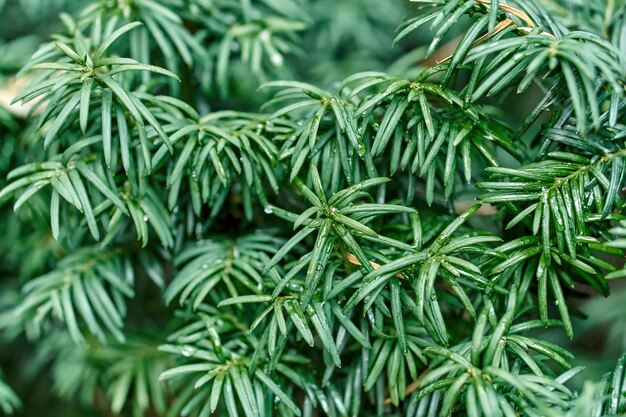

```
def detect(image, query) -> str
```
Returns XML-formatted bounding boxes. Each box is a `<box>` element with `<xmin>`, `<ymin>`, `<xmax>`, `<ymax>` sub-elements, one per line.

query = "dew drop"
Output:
<box><xmin>143</xmin><ymin>214</ymin><xmax>149</xmax><ymax>222</ymax></box>
<box><xmin>270</xmin><ymin>53</ymin><xmax>283</xmax><ymax>66</ymax></box>
<box><xmin>259</xmin><ymin>30</ymin><xmax>271</xmax><ymax>42</ymax></box>
<box><xmin>181</xmin><ymin>346</ymin><xmax>197</xmax><ymax>357</ymax></box>
<box><xmin>264</xmin><ymin>206</ymin><xmax>274</xmax><ymax>214</ymax></box>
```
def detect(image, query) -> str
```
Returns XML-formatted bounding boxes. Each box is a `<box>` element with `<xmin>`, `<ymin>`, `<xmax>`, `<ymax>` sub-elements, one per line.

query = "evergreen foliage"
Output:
<box><xmin>1</xmin><ymin>0</ymin><xmax>626</xmax><ymax>416</ymax></box>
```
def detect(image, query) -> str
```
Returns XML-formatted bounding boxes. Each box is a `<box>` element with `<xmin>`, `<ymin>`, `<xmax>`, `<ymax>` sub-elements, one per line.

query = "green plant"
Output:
<box><xmin>1</xmin><ymin>0</ymin><xmax>626</xmax><ymax>416</ymax></box>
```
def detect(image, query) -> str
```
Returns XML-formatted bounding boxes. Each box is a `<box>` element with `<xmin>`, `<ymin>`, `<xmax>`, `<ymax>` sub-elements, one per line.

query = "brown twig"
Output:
<box><xmin>433</xmin><ymin>0</ymin><xmax>557</xmax><ymax>65</ymax></box>
<box><xmin>436</xmin><ymin>18</ymin><xmax>515</xmax><ymax>64</ymax></box>
<box><xmin>474</xmin><ymin>0</ymin><xmax>537</xmax><ymax>28</ymax></box>
<box><xmin>384</xmin><ymin>368</ymin><xmax>430</xmax><ymax>404</ymax></box>
<box><xmin>345</xmin><ymin>253</ymin><xmax>405</xmax><ymax>279</ymax></box>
